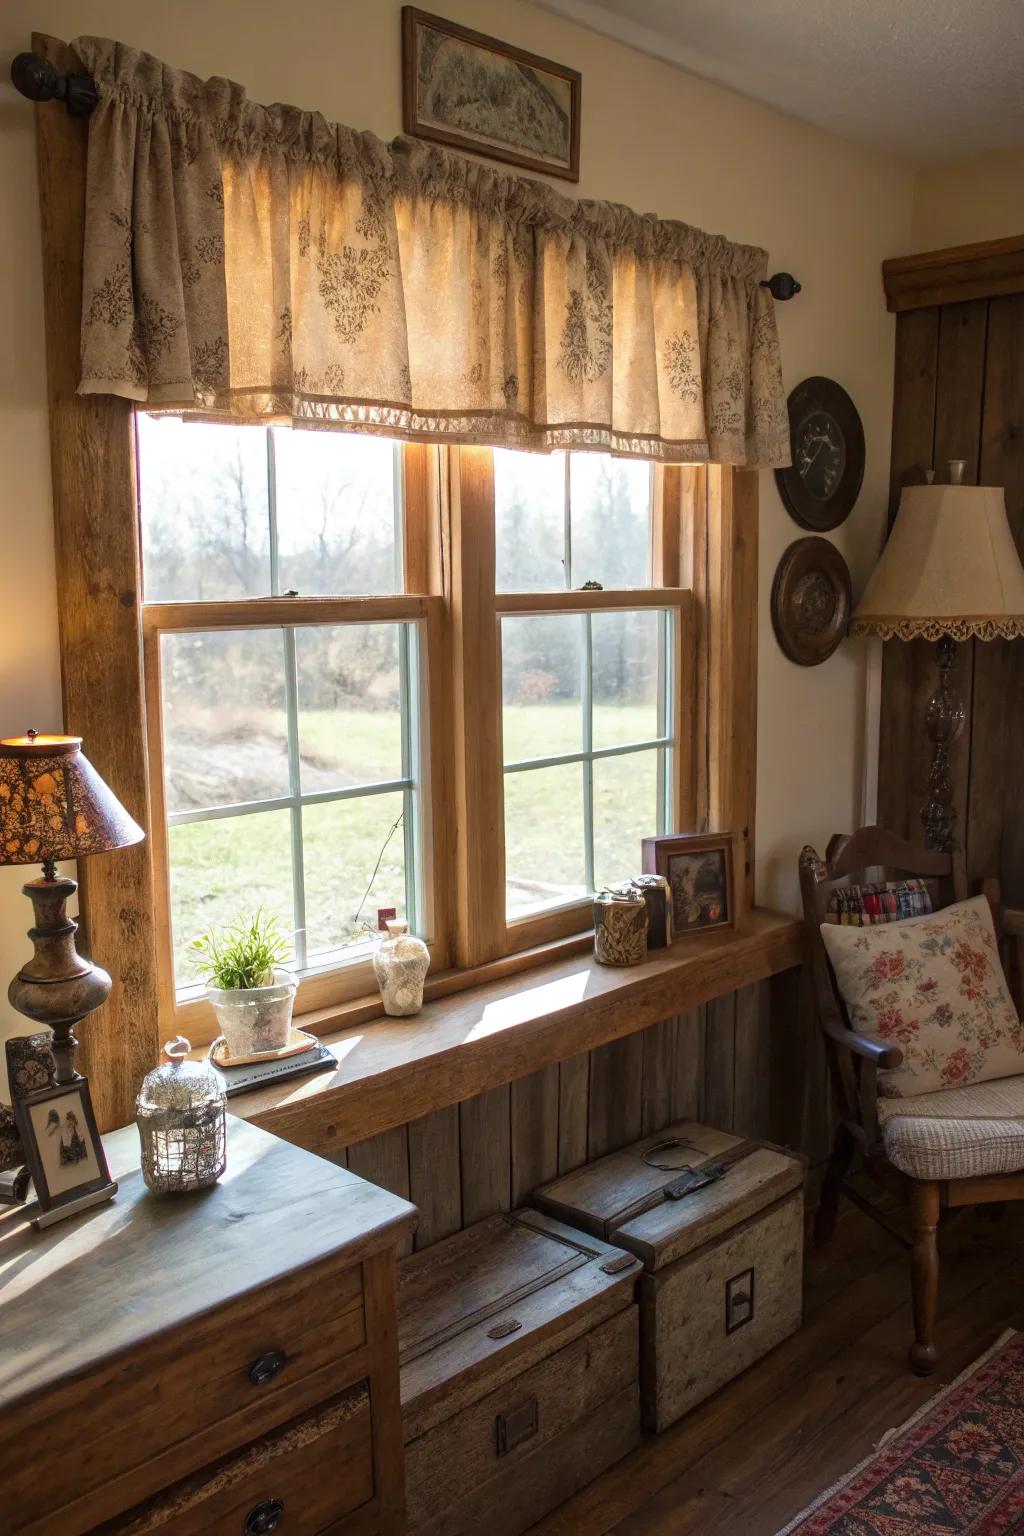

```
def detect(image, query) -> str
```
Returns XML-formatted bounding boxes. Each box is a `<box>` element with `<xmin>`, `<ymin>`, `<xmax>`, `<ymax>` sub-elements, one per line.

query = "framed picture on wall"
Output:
<box><xmin>402</xmin><ymin>7</ymin><xmax>582</xmax><ymax>181</ymax></box>
<box><xmin>641</xmin><ymin>832</ymin><xmax>735</xmax><ymax>938</ymax></box>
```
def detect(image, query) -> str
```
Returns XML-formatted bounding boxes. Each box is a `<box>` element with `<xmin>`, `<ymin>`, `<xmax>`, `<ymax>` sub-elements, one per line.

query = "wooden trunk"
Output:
<box><xmin>397</xmin><ymin>1209</ymin><xmax>642</xmax><ymax>1535</ymax></box>
<box><xmin>533</xmin><ymin>1120</ymin><xmax>805</xmax><ymax>1432</ymax></box>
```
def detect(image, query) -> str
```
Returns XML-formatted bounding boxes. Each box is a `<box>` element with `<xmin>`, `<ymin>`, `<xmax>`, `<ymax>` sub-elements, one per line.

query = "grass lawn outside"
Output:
<box><xmin>168</xmin><ymin>702</ymin><xmax>666</xmax><ymax>988</ymax></box>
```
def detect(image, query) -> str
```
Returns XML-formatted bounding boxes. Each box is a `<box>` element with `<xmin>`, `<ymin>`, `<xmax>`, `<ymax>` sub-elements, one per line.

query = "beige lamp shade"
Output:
<box><xmin>0</xmin><ymin>734</ymin><xmax>143</xmax><ymax>867</ymax></box>
<box><xmin>850</xmin><ymin>484</ymin><xmax>1024</xmax><ymax>642</ymax></box>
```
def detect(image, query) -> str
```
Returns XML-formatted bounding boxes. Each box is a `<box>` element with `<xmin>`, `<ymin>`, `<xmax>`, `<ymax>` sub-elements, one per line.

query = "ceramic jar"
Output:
<box><xmin>373</xmin><ymin>921</ymin><xmax>430</xmax><ymax>1016</ymax></box>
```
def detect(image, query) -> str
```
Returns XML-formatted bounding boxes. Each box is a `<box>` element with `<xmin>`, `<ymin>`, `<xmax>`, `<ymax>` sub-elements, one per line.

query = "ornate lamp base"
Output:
<box><xmin>7</xmin><ymin>865</ymin><xmax>111</xmax><ymax>1083</ymax></box>
<box><xmin>920</xmin><ymin>634</ymin><xmax>965</xmax><ymax>853</ymax></box>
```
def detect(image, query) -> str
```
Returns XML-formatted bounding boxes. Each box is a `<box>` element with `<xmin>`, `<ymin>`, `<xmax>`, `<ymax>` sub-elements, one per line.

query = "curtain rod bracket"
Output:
<box><xmin>761</xmin><ymin>272</ymin><xmax>801</xmax><ymax>301</ymax></box>
<box><xmin>10</xmin><ymin>51</ymin><xmax>98</xmax><ymax>116</ymax></box>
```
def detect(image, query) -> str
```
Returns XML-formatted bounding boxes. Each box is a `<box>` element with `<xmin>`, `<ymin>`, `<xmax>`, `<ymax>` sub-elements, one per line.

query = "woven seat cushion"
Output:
<box><xmin>878</xmin><ymin>1076</ymin><xmax>1024</xmax><ymax>1180</ymax></box>
<box><xmin>821</xmin><ymin>895</ymin><xmax>1023</xmax><ymax>1097</ymax></box>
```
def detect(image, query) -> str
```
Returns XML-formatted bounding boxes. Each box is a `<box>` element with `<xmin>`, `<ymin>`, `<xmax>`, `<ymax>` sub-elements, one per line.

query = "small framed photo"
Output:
<box><xmin>13</xmin><ymin>1078</ymin><xmax>114</xmax><ymax>1220</ymax></box>
<box><xmin>641</xmin><ymin>833</ymin><xmax>735</xmax><ymax>938</ymax></box>
<box><xmin>402</xmin><ymin>7</ymin><xmax>582</xmax><ymax>182</ymax></box>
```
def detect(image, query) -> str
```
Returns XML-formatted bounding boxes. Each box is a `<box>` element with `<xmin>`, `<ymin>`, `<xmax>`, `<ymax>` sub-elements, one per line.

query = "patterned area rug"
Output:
<box><xmin>778</xmin><ymin>1330</ymin><xmax>1024</xmax><ymax>1534</ymax></box>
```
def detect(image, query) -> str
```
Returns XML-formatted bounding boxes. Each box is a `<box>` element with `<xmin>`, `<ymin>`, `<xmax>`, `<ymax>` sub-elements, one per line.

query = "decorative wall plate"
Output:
<box><xmin>771</xmin><ymin>536</ymin><xmax>852</xmax><ymax>666</ymax></box>
<box><xmin>775</xmin><ymin>376</ymin><xmax>865</xmax><ymax>531</ymax></box>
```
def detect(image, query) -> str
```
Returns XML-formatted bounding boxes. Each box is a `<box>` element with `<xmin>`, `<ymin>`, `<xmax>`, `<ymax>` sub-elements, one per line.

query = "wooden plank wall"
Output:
<box><xmin>331</xmin><ymin>978</ymin><xmax>823</xmax><ymax>1256</ymax></box>
<box><xmin>880</xmin><ymin>296</ymin><xmax>1024</xmax><ymax>898</ymax></box>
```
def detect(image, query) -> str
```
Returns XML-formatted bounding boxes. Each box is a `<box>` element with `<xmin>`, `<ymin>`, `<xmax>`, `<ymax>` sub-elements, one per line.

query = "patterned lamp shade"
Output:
<box><xmin>0</xmin><ymin>733</ymin><xmax>143</xmax><ymax>867</ymax></box>
<box><xmin>850</xmin><ymin>485</ymin><xmax>1024</xmax><ymax>642</ymax></box>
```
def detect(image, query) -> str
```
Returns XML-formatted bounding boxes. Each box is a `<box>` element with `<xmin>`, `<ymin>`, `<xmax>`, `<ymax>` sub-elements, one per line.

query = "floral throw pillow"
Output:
<box><xmin>820</xmin><ymin>895</ymin><xmax>1024</xmax><ymax>1098</ymax></box>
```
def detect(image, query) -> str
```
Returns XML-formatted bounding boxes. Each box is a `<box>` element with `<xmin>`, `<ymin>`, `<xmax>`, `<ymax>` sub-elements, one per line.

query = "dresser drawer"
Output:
<box><xmin>101</xmin><ymin>1382</ymin><xmax>374</xmax><ymax>1535</ymax></box>
<box><xmin>6</xmin><ymin>1254</ymin><xmax>367</xmax><ymax>1535</ymax></box>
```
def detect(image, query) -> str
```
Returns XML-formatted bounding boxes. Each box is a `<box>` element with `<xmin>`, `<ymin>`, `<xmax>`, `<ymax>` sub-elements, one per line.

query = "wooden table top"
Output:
<box><xmin>0</xmin><ymin>1115</ymin><xmax>416</xmax><ymax>1409</ymax></box>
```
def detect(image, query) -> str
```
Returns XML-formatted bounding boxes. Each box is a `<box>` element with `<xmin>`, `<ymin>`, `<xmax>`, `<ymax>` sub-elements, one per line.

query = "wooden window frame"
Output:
<box><xmin>141</xmin><ymin>442</ymin><xmax>451</xmax><ymax>1047</ymax></box>
<box><xmin>448</xmin><ymin>451</ymin><xmax>696</xmax><ymax>963</ymax></box>
<box><xmin>33</xmin><ymin>33</ymin><xmax>759</xmax><ymax>1127</ymax></box>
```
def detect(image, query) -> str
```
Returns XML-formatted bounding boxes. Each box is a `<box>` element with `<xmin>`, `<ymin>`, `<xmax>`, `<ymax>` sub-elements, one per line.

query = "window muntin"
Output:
<box><xmin>501</xmin><ymin>608</ymin><xmax>674</xmax><ymax>918</ymax></box>
<box><xmin>494</xmin><ymin>450</ymin><xmax>653</xmax><ymax>592</ymax></box>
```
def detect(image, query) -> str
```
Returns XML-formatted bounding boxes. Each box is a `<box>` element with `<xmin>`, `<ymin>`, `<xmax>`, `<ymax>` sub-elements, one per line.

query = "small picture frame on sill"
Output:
<box><xmin>13</xmin><ymin>1077</ymin><xmax>117</xmax><ymax>1229</ymax></box>
<box><xmin>641</xmin><ymin>833</ymin><xmax>734</xmax><ymax>939</ymax></box>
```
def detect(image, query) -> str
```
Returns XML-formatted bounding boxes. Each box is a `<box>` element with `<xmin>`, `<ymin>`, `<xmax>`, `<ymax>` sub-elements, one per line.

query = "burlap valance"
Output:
<box><xmin>73</xmin><ymin>36</ymin><xmax>790</xmax><ymax>465</ymax></box>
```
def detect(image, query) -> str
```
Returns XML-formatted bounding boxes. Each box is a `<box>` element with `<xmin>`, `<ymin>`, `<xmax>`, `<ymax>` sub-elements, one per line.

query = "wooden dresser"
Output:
<box><xmin>0</xmin><ymin>1116</ymin><xmax>416</xmax><ymax>1535</ymax></box>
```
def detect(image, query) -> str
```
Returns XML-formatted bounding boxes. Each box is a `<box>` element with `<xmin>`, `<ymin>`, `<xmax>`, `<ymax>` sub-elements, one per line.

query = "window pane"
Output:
<box><xmin>168</xmin><ymin>809</ymin><xmax>296</xmax><ymax>988</ymax></box>
<box><xmin>592</xmin><ymin>610</ymin><xmax>664</xmax><ymax>750</ymax></box>
<box><xmin>161</xmin><ymin>629</ymin><xmax>289</xmax><ymax>814</ymax></box>
<box><xmin>274</xmin><ymin>430</ymin><xmax>402</xmax><ymax>596</ymax></box>
<box><xmin>569</xmin><ymin>455</ymin><xmax>651</xmax><ymax>589</ymax></box>
<box><xmin>494</xmin><ymin>449</ymin><xmax>566</xmax><ymax>591</ymax></box>
<box><xmin>502</xmin><ymin>614</ymin><xmax>583</xmax><ymax>764</ymax></box>
<box><xmin>303</xmin><ymin>791</ymin><xmax>408</xmax><ymax>960</ymax></box>
<box><xmin>505</xmin><ymin>763</ymin><xmax>585</xmax><ymax>916</ymax></box>
<box><xmin>592</xmin><ymin>750</ymin><xmax>662</xmax><ymax>891</ymax></box>
<box><xmin>137</xmin><ymin>414</ymin><xmax>270</xmax><ymax>602</ymax></box>
<box><xmin>295</xmin><ymin>625</ymin><xmax>406</xmax><ymax>790</ymax></box>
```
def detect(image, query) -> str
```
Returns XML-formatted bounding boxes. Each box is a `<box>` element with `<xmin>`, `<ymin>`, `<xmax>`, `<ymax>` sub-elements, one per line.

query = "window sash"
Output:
<box><xmin>143</xmin><ymin>594</ymin><xmax>441</xmax><ymax>1041</ymax></box>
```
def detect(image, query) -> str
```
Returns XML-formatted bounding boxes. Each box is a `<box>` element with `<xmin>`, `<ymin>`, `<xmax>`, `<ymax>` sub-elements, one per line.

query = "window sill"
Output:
<box><xmin>228</xmin><ymin>908</ymin><xmax>802</xmax><ymax>1154</ymax></box>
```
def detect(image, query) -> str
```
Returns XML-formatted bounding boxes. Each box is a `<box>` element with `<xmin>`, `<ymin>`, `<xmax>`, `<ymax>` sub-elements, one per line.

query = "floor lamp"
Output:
<box><xmin>850</xmin><ymin>476</ymin><xmax>1024</xmax><ymax>852</ymax></box>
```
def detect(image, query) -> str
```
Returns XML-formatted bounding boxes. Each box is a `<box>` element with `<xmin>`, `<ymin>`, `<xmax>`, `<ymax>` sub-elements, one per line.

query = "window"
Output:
<box><xmin>138</xmin><ymin>416</ymin><xmax>437</xmax><ymax>1026</ymax></box>
<box><xmin>495</xmin><ymin>450</ymin><xmax>678</xmax><ymax>918</ymax></box>
<box><xmin>138</xmin><ymin>422</ymin><xmax>700</xmax><ymax>1039</ymax></box>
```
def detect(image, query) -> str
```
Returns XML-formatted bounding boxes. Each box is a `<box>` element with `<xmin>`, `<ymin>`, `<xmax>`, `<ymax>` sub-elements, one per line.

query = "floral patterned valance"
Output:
<box><xmin>73</xmin><ymin>36</ymin><xmax>789</xmax><ymax>465</ymax></box>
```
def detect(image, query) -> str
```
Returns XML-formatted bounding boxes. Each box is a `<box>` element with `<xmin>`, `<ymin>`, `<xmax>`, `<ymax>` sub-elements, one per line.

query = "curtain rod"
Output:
<box><xmin>8</xmin><ymin>49</ymin><xmax>801</xmax><ymax>299</ymax></box>
<box><xmin>11</xmin><ymin>51</ymin><xmax>98</xmax><ymax>115</ymax></box>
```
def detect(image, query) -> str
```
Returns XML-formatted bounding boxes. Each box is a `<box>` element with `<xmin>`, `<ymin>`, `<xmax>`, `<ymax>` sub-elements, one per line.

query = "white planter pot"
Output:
<box><xmin>206</xmin><ymin>968</ymin><xmax>297</xmax><ymax>1057</ymax></box>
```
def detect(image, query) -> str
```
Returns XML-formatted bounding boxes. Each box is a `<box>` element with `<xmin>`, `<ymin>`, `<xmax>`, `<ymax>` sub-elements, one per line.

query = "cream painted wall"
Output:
<box><xmin>0</xmin><ymin>0</ymin><xmax>912</xmax><ymax>1092</ymax></box>
<box><xmin>912</xmin><ymin>146</ymin><xmax>1024</xmax><ymax>251</ymax></box>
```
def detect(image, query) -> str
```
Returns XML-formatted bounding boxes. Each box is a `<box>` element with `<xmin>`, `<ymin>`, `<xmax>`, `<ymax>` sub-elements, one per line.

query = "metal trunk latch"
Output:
<box><xmin>496</xmin><ymin>1395</ymin><xmax>539</xmax><ymax>1456</ymax></box>
<box><xmin>725</xmin><ymin>1267</ymin><xmax>755</xmax><ymax>1334</ymax></box>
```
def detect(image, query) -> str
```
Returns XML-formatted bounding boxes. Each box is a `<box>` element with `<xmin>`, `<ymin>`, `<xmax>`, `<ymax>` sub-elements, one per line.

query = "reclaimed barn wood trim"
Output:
<box><xmin>447</xmin><ymin>448</ymin><xmax>505</xmax><ymax>967</ymax></box>
<box><xmin>459</xmin><ymin>1085</ymin><xmax>511</xmax><ymax>1225</ymax></box>
<box><xmin>33</xmin><ymin>33</ymin><xmax>159</xmax><ymax>1131</ymax></box>
<box><xmin>336</xmin><ymin>993</ymin><xmax>799</xmax><ymax>1250</ymax></box>
<box><xmin>977</xmin><ymin>296</ymin><xmax>1024</xmax><ymax>900</ymax></box>
<box><xmin>883</xmin><ymin>233</ymin><xmax>1024</xmax><ymax>313</ymax></box>
<box><xmin>408</xmin><ymin>1106</ymin><xmax>461</xmax><ymax>1251</ymax></box>
<box><xmin>707</xmin><ymin>469</ymin><xmax>758</xmax><ymax>914</ymax></box>
<box><xmin>231</xmin><ymin>912</ymin><xmax>801</xmax><ymax>1151</ymax></box>
<box><xmin>588</xmin><ymin>1034</ymin><xmax>644</xmax><ymax>1160</ymax></box>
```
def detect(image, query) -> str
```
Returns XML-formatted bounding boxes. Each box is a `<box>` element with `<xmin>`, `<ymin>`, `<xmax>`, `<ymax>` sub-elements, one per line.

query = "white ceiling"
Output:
<box><xmin>535</xmin><ymin>0</ymin><xmax>1024</xmax><ymax>163</ymax></box>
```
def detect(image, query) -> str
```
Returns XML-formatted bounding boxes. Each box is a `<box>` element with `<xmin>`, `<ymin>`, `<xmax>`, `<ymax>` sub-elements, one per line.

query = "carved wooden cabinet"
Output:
<box><xmin>0</xmin><ymin>1117</ymin><xmax>415</xmax><ymax>1535</ymax></box>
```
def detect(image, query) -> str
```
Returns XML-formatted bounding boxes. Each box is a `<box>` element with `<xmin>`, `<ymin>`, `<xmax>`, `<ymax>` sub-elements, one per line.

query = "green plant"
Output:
<box><xmin>191</xmin><ymin>908</ymin><xmax>290</xmax><ymax>990</ymax></box>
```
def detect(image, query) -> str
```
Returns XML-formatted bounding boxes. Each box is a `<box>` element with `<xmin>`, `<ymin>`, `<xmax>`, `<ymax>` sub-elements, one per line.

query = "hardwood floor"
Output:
<box><xmin>528</xmin><ymin>1195</ymin><xmax>1024</xmax><ymax>1535</ymax></box>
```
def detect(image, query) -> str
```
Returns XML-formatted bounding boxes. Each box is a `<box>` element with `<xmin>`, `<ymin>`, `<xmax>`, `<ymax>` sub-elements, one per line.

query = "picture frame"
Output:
<box><xmin>13</xmin><ymin>1077</ymin><xmax>116</xmax><ymax>1224</ymax></box>
<box><xmin>641</xmin><ymin>833</ymin><xmax>735</xmax><ymax>938</ymax></box>
<box><xmin>402</xmin><ymin>7</ymin><xmax>582</xmax><ymax>182</ymax></box>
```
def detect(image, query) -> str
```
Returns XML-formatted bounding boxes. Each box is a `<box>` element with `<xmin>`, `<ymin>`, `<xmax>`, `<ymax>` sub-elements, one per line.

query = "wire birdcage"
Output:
<box><xmin>136</xmin><ymin>1037</ymin><xmax>226</xmax><ymax>1193</ymax></box>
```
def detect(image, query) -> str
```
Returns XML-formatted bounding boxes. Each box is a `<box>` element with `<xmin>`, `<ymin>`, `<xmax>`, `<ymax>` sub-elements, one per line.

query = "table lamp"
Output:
<box><xmin>0</xmin><ymin>731</ymin><xmax>144</xmax><ymax>1084</ymax></box>
<box><xmin>850</xmin><ymin>469</ymin><xmax>1024</xmax><ymax>850</ymax></box>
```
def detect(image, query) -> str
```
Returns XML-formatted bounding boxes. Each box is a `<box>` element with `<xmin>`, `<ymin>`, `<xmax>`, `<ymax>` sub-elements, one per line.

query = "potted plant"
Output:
<box><xmin>192</xmin><ymin>910</ymin><xmax>297</xmax><ymax>1058</ymax></box>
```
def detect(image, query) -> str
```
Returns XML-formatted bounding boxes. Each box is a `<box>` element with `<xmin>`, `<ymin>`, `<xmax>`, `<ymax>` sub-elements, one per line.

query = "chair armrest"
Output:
<box><xmin>820</xmin><ymin>1011</ymin><xmax>903</xmax><ymax>1070</ymax></box>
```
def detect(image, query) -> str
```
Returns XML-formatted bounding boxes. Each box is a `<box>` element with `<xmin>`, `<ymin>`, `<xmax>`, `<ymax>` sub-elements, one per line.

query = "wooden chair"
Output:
<box><xmin>800</xmin><ymin>826</ymin><xmax>1024</xmax><ymax>1374</ymax></box>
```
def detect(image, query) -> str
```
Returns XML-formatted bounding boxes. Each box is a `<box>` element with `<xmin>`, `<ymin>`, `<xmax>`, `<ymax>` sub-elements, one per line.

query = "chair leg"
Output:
<box><xmin>814</xmin><ymin>1124</ymin><xmax>855</xmax><ymax>1247</ymax></box>
<box><xmin>909</xmin><ymin>1180</ymin><xmax>941</xmax><ymax>1375</ymax></box>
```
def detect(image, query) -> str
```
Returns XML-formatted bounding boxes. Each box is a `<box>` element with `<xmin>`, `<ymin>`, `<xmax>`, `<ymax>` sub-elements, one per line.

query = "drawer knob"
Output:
<box><xmin>248</xmin><ymin>1349</ymin><xmax>287</xmax><ymax>1386</ymax></box>
<box><xmin>244</xmin><ymin>1499</ymin><xmax>284</xmax><ymax>1534</ymax></box>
